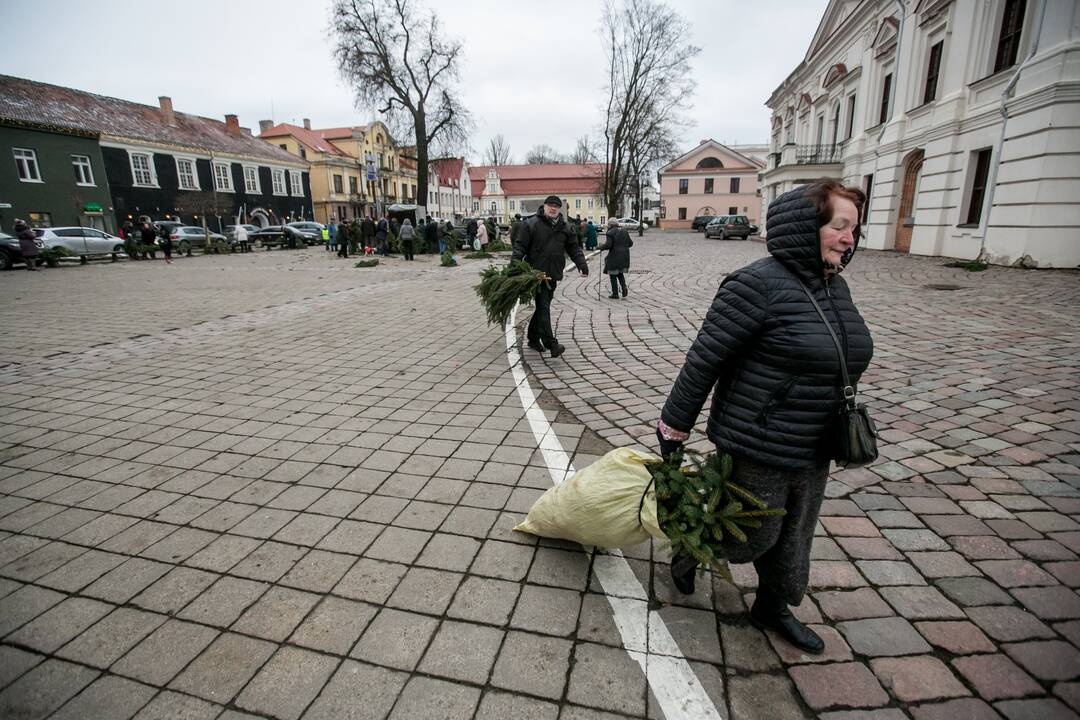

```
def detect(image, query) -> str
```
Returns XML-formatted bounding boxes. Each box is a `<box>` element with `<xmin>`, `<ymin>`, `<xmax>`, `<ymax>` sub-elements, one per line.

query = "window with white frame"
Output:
<box><xmin>13</xmin><ymin>148</ymin><xmax>42</xmax><ymax>182</ymax></box>
<box><xmin>472</xmin><ymin>200</ymin><xmax>479</xmax><ymax>211</ymax></box>
<box><xmin>291</xmin><ymin>171</ymin><xmax>303</xmax><ymax>196</ymax></box>
<box><xmin>272</xmin><ymin>168</ymin><xmax>285</xmax><ymax>195</ymax></box>
<box><xmin>243</xmin><ymin>166</ymin><xmax>260</xmax><ymax>193</ymax></box>
<box><xmin>575</xmin><ymin>199</ymin><xmax>581</xmax><ymax>209</ymax></box>
<box><xmin>176</xmin><ymin>157</ymin><xmax>198</xmax><ymax>190</ymax></box>
<box><xmin>588</xmin><ymin>198</ymin><xmax>594</xmax><ymax>209</ymax></box>
<box><xmin>509</xmin><ymin>200</ymin><xmax>515</xmax><ymax>209</ymax></box>
<box><xmin>71</xmin><ymin>155</ymin><xmax>94</xmax><ymax>186</ymax></box>
<box><xmin>213</xmin><ymin>162</ymin><xmax>233</xmax><ymax>191</ymax></box>
<box><xmin>130</xmin><ymin>151</ymin><xmax>155</xmax><ymax>186</ymax></box>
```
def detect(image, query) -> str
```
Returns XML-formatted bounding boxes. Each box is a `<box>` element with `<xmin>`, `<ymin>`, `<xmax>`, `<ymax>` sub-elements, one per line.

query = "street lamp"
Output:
<box><xmin>638</xmin><ymin>171</ymin><xmax>646</xmax><ymax>237</ymax></box>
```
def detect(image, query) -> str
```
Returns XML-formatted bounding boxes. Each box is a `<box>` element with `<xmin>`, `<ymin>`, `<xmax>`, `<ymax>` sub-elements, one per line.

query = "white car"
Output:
<box><xmin>35</xmin><ymin>227</ymin><xmax>124</xmax><ymax>261</ymax></box>
<box><xmin>615</xmin><ymin>217</ymin><xmax>642</xmax><ymax>229</ymax></box>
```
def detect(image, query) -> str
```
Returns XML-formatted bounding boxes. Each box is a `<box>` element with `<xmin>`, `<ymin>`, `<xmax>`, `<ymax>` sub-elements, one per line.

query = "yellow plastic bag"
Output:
<box><xmin>514</xmin><ymin>447</ymin><xmax>668</xmax><ymax>549</ymax></box>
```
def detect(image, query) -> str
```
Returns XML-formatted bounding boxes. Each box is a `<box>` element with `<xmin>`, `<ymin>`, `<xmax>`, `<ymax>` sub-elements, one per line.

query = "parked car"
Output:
<box><xmin>614</xmin><ymin>217</ymin><xmax>641</xmax><ymax>229</ymax></box>
<box><xmin>35</xmin><ymin>227</ymin><xmax>125</xmax><ymax>262</ymax></box>
<box><xmin>691</xmin><ymin>215</ymin><xmax>716</xmax><ymax>232</ymax></box>
<box><xmin>224</xmin><ymin>224</ymin><xmax>258</xmax><ymax>239</ymax></box>
<box><xmin>152</xmin><ymin>220</ymin><xmax>185</xmax><ymax>237</ymax></box>
<box><xmin>704</xmin><ymin>215</ymin><xmax>753</xmax><ymax>240</ymax></box>
<box><xmin>249</xmin><ymin>225</ymin><xmax>301</xmax><ymax>249</ymax></box>
<box><xmin>0</xmin><ymin>230</ymin><xmax>44</xmax><ymax>270</ymax></box>
<box><xmin>170</xmin><ymin>226</ymin><xmax>230</xmax><ymax>254</ymax></box>
<box><xmin>285</xmin><ymin>221</ymin><xmax>325</xmax><ymax>245</ymax></box>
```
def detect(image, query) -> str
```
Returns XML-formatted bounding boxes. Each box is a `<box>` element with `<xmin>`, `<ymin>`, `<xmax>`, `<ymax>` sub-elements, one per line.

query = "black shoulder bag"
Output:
<box><xmin>797</xmin><ymin>281</ymin><xmax>878</xmax><ymax>468</ymax></box>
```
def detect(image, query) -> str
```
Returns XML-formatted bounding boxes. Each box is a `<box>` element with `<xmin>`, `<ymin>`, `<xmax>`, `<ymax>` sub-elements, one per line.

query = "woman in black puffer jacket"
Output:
<box><xmin>656</xmin><ymin>180</ymin><xmax>874</xmax><ymax>654</ymax></box>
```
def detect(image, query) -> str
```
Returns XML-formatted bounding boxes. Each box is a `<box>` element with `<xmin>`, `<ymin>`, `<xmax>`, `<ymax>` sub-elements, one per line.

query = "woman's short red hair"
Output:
<box><xmin>805</xmin><ymin>179</ymin><xmax>866</xmax><ymax>228</ymax></box>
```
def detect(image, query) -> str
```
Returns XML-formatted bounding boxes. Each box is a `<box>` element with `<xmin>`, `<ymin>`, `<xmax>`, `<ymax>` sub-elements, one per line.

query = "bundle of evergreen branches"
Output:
<box><xmin>474</xmin><ymin>259</ymin><xmax>550</xmax><ymax>327</ymax></box>
<box><xmin>464</xmin><ymin>251</ymin><xmax>493</xmax><ymax>259</ymax></box>
<box><xmin>440</xmin><ymin>250</ymin><xmax>457</xmax><ymax>267</ymax></box>
<box><xmin>647</xmin><ymin>450</ymin><xmax>786</xmax><ymax>572</ymax></box>
<box><xmin>353</xmin><ymin>259</ymin><xmax>379</xmax><ymax>268</ymax></box>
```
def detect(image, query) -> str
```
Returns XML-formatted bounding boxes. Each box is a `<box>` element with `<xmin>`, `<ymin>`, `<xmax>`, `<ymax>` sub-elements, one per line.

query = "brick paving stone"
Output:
<box><xmin>333</xmin><ymin>557</ymin><xmax>407</xmax><ymax>604</ymax></box>
<box><xmin>48</xmin><ymin>674</ymin><xmax>156</xmax><ymax>720</ymax></box>
<box><xmin>350</xmin><ymin>607</ymin><xmax>439</xmax><ymax>671</ymax></box>
<box><xmin>1055</xmin><ymin>682</ymin><xmax>1080</xmax><ymax>714</ymax></box>
<box><xmin>821</xmin><ymin>516</ymin><xmax>882</xmax><ymax>537</ymax></box>
<box><xmin>994</xmin><ymin>697</ymin><xmax>1078</xmax><ymax>720</ymax></box>
<box><xmin>230</xmin><ymin>541</ymin><xmax>306</xmax><ymax>582</ymax></box>
<box><xmin>719</xmin><ymin>623</ymin><xmax>783</xmax><ymax>671</ymax></box>
<box><xmin>475</xmin><ymin>691</ymin><xmax>560</xmax><ymax>720</ymax></box>
<box><xmin>231</xmin><ymin>586</ymin><xmax>320</xmax><ymax>643</ymax></box>
<box><xmin>566</xmin><ymin>641</ymin><xmax>647</xmax><ymax>716</ymax></box>
<box><xmin>527</xmin><ymin>546</ymin><xmax>591</xmax><ymax>590</ymax></box>
<box><xmin>767</xmin><ymin>624</ymin><xmax>852</xmax><ymax>664</ymax></box>
<box><xmin>447</xmin><ymin>575</ymin><xmax>520</xmax><ymax>626</ymax></box>
<box><xmin>952</xmin><ymin>654</ymin><xmax>1044</xmax><ymax>700</ymax></box>
<box><xmin>870</xmin><ymin>655</ymin><xmax>970</xmax><ymax>702</ymax></box>
<box><xmin>169</xmin><ymin>632</ymin><xmax>276</xmax><ymax>704</ymax></box>
<box><xmin>968</xmin><ymin>605</ymin><xmax>1057</xmax><ymax>641</ymax></box>
<box><xmin>908</xmin><ymin>551</ymin><xmax>982</xmax><ymax>578</ymax></box>
<box><xmin>490</xmin><ymin>630</ymin><xmax>573</xmax><ymax>700</ymax></box>
<box><xmin>909</xmin><ymin>698</ymin><xmax>1002</xmax><ymax>720</ymax></box>
<box><xmin>0</xmin><ymin>645</ymin><xmax>43</xmax><ymax>691</ymax></box>
<box><xmin>1011</xmin><ymin>585</ymin><xmax>1080</xmax><ymax>620</ymax></box>
<box><xmin>111</xmin><ymin>618</ymin><xmax>219</xmax><ymax>686</ymax></box>
<box><xmin>235</xmin><ymin>646</ymin><xmax>339</xmax><ymax>720</ymax></box>
<box><xmin>131</xmin><ymin>690</ymin><xmax>222</xmax><ymax>720</ymax></box>
<box><xmin>836</xmin><ymin>536</ymin><xmax>904</xmax><ymax>560</ymax></box>
<box><xmin>131</xmin><ymin>566</ymin><xmax>217</xmax><ymax>614</ymax></box>
<box><xmin>937</xmin><ymin>576</ymin><xmax>1016</xmax><ymax>606</ymax></box>
<box><xmin>915</xmin><ymin>620</ymin><xmax>997</xmax><ymax>654</ymax></box>
<box><xmin>856</xmin><ymin>560</ymin><xmax>927</xmax><ymax>585</ymax></box>
<box><xmin>0</xmin><ymin>658</ymin><xmax>99</xmax><ymax>720</ymax></box>
<box><xmin>880</xmin><ymin>586</ymin><xmax>965</xmax><ymax>619</ymax></box>
<box><xmin>950</xmin><ymin>535</ymin><xmax>1023</xmax><ymax>560</ymax></box>
<box><xmin>1002</xmin><ymin>640</ymin><xmax>1080</xmax><ymax>681</ymax></box>
<box><xmin>5</xmin><ymin>596</ymin><xmax>112</xmax><ymax>654</ymax></box>
<box><xmin>815</xmin><ymin>588</ymin><xmax>895</xmax><ymax>621</ymax></box>
<box><xmin>302</xmin><ymin>660</ymin><xmax>408</xmax><ymax>720</ymax></box>
<box><xmin>468</xmin><ymin>539</ymin><xmax>535</xmax><ymax>581</ymax></box>
<box><xmin>1012</xmin><ymin>539</ymin><xmax>1077</xmax><ymax>561</ymax></box>
<box><xmin>386</xmin><ymin>567</ymin><xmax>461</xmax><ymax>614</ymax></box>
<box><xmin>788</xmin><ymin>661</ymin><xmax>890</xmax><ymax>710</ymax></box>
<box><xmin>511</xmin><ymin>584</ymin><xmax>582</xmax><ymax>637</ymax></box>
<box><xmin>418</xmin><ymin>620</ymin><xmax>504</xmax><ymax>684</ymax></box>
<box><xmin>837</xmin><ymin>616</ymin><xmax>932</xmax><ymax>656</ymax></box>
<box><xmin>883</xmin><ymin>529</ymin><xmax>950</xmax><ymax>551</ymax></box>
<box><xmin>809</xmin><ymin>560</ymin><xmax>868</xmax><ymax>588</ymax></box>
<box><xmin>727</xmin><ymin>673</ymin><xmax>809</xmax><ymax>720</ymax></box>
<box><xmin>178</xmin><ymin>576</ymin><xmax>267</xmax><ymax>627</ymax></box>
<box><xmin>288</xmin><ymin>595</ymin><xmax>376</xmax><ymax>655</ymax></box>
<box><xmin>388</xmin><ymin>676</ymin><xmax>480</xmax><ymax>720</ymax></box>
<box><xmin>0</xmin><ymin>584</ymin><xmax>65</xmax><ymax>637</ymax></box>
<box><xmin>977</xmin><ymin>559</ymin><xmax>1060</xmax><ymax>587</ymax></box>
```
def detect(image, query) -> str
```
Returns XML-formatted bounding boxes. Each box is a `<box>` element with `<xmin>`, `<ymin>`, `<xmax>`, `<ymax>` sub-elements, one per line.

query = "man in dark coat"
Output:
<box><xmin>337</xmin><ymin>222</ymin><xmax>351</xmax><ymax>258</ymax></box>
<box><xmin>465</xmin><ymin>217</ymin><xmax>478</xmax><ymax>250</ymax></box>
<box><xmin>376</xmin><ymin>214</ymin><xmax>389</xmax><ymax>256</ymax></box>
<box><xmin>512</xmin><ymin>196</ymin><xmax>589</xmax><ymax>358</ymax></box>
<box><xmin>600</xmin><ymin>218</ymin><xmax>633</xmax><ymax>298</ymax></box>
<box><xmin>423</xmin><ymin>216</ymin><xmax>439</xmax><ymax>254</ymax></box>
<box><xmin>14</xmin><ymin>219</ymin><xmax>39</xmax><ymax>271</ymax></box>
<box><xmin>510</xmin><ymin>214</ymin><xmax>523</xmax><ymax>246</ymax></box>
<box><xmin>140</xmin><ymin>222</ymin><xmax>157</xmax><ymax>260</ymax></box>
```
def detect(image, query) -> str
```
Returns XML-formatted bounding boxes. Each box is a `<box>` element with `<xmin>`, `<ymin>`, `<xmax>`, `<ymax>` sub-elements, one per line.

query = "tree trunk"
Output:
<box><xmin>415</xmin><ymin>110</ymin><xmax>429</xmax><ymax>223</ymax></box>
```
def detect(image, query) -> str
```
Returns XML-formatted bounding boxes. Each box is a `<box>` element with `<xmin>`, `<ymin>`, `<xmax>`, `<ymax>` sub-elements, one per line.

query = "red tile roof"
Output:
<box><xmin>317</xmin><ymin>125</ymin><xmax>368</xmax><ymax>139</ymax></box>
<box><xmin>259</xmin><ymin>123</ymin><xmax>351</xmax><ymax>156</ymax></box>
<box><xmin>431</xmin><ymin>157</ymin><xmax>465</xmax><ymax>186</ymax></box>
<box><xmin>0</xmin><ymin>74</ymin><xmax>300</xmax><ymax>165</ymax></box>
<box><xmin>468</xmin><ymin>163</ymin><xmax>606</xmax><ymax>198</ymax></box>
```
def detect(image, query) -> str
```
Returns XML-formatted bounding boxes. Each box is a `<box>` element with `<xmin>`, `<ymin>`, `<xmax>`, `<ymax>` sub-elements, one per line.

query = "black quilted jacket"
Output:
<box><xmin>512</xmin><ymin>211</ymin><xmax>588</xmax><ymax>281</ymax></box>
<box><xmin>660</xmin><ymin>186</ymin><xmax>874</xmax><ymax>468</ymax></box>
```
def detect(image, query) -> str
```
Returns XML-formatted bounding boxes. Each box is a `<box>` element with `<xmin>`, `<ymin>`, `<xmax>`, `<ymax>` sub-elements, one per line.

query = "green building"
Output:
<box><xmin>0</xmin><ymin>119</ymin><xmax>114</xmax><ymax>233</ymax></box>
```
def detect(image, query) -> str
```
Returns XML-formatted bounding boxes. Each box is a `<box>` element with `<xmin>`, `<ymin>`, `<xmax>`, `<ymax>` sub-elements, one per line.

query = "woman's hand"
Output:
<box><xmin>656</xmin><ymin>427</ymin><xmax>684</xmax><ymax>463</ymax></box>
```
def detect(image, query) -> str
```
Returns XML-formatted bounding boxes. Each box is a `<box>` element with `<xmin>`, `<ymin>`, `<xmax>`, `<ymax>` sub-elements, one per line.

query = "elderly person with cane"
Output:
<box><xmin>656</xmin><ymin>180</ymin><xmax>874</xmax><ymax>654</ymax></box>
<box><xmin>600</xmin><ymin>217</ymin><xmax>633</xmax><ymax>299</ymax></box>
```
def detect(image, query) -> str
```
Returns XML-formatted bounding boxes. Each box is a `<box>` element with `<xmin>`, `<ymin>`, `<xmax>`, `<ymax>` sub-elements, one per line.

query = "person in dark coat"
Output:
<box><xmin>361</xmin><ymin>215</ymin><xmax>375</xmax><ymax>251</ymax></box>
<box><xmin>600</xmin><ymin>218</ymin><xmax>633</xmax><ymax>298</ymax></box>
<box><xmin>375</xmin><ymin>214</ymin><xmax>389</xmax><ymax>256</ymax></box>
<box><xmin>510</xmin><ymin>214</ymin><xmax>523</xmax><ymax>246</ymax></box>
<box><xmin>585</xmin><ymin>220</ymin><xmax>598</xmax><ymax>250</ymax></box>
<box><xmin>512</xmin><ymin>196</ymin><xmax>589</xmax><ymax>358</ymax></box>
<box><xmin>465</xmin><ymin>217</ymin><xmax>478</xmax><ymax>250</ymax></box>
<box><xmin>140</xmin><ymin>222</ymin><xmax>157</xmax><ymax>260</ymax></box>
<box><xmin>423</xmin><ymin>216</ymin><xmax>439</xmax><ymax>254</ymax></box>
<box><xmin>13</xmin><ymin>219</ymin><xmax>39</xmax><ymax>271</ymax></box>
<box><xmin>656</xmin><ymin>180</ymin><xmax>874</xmax><ymax>655</ymax></box>
<box><xmin>158</xmin><ymin>224</ymin><xmax>172</xmax><ymax>264</ymax></box>
<box><xmin>337</xmin><ymin>222</ymin><xmax>351</xmax><ymax>258</ymax></box>
<box><xmin>399</xmin><ymin>218</ymin><xmax>415</xmax><ymax>260</ymax></box>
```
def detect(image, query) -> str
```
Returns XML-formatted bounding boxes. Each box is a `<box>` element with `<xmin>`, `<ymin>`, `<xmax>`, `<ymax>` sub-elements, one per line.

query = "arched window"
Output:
<box><xmin>695</xmin><ymin>157</ymin><xmax>723</xmax><ymax>169</ymax></box>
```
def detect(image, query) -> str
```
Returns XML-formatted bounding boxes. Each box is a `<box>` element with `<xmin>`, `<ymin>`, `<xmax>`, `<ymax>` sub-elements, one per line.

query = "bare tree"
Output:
<box><xmin>331</xmin><ymin>0</ymin><xmax>472</xmax><ymax>221</ymax></box>
<box><xmin>570</xmin><ymin>135</ymin><xmax>598</xmax><ymax>164</ymax></box>
<box><xmin>484</xmin><ymin>133</ymin><xmax>511</xmax><ymax>165</ymax></box>
<box><xmin>525</xmin><ymin>144</ymin><xmax>563</xmax><ymax>164</ymax></box>
<box><xmin>600</xmin><ymin>0</ymin><xmax>698</xmax><ymax>217</ymax></box>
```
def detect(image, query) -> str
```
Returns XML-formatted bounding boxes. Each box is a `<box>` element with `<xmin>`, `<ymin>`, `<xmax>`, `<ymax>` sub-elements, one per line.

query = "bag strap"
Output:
<box><xmin>794</xmin><ymin>280</ymin><xmax>857</xmax><ymax>407</ymax></box>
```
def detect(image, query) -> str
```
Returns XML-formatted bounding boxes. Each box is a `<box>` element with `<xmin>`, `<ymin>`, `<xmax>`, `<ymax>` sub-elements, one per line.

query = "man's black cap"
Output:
<box><xmin>543</xmin><ymin>195</ymin><xmax>562</xmax><ymax>207</ymax></box>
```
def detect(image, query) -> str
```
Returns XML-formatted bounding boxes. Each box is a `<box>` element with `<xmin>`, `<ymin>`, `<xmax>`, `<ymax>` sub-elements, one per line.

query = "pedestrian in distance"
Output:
<box><xmin>441</xmin><ymin>219</ymin><xmax>454</xmax><ymax>254</ymax></box>
<box><xmin>159</xmin><ymin>224</ymin><xmax>172</xmax><ymax>263</ymax></box>
<box><xmin>324</xmin><ymin>223</ymin><xmax>334</xmax><ymax>251</ymax></box>
<box><xmin>510</xmin><ymin>213</ymin><xmax>523</xmax><ymax>247</ymax></box>
<box><xmin>465</xmin><ymin>217</ymin><xmax>478</xmax><ymax>251</ymax></box>
<box><xmin>475</xmin><ymin>216</ymin><xmax>488</xmax><ymax>250</ymax></box>
<box><xmin>656</xmin><ymin>180</ymin><xmax>874</xmax><ymax>655</ymax></box>
<box><xmin>361</xmin><ymin>214</ymin><xmax>376</xmax><ymax>252</ymax></box>
<box><xmin>235</xmin><ymin>224</ymin><xmax>250</xmax><ymax>253</ymax></box>
<box><xmin>376</xmin><ymin>214</ymin><xmax>389</xmax><ymax>256</ymax></box>
<box><xmin>601</xmin><ymin>217</ymin><xmax>632</xmax><ymax>299</ymax></box>
<box><xmin>349</xmin><ymin>220</ymin><xmax>361</xmax><ymax>254</ymax></box>
<box><xmin>512</xmin><ymin>195</ymin><xmax>589</xmax><ymax>359</ymax></box>
<box><xmin>337</xmin><ymin>222</ymin><xmax>351</xmax><ymax>258</ymax></box>
<box><xmin>13</xmin><ymin>219</ymin><xmax>39</xmax><ymax>271</ymax></box>
<box><xmin>140</xmin><ymin>222</ymin><xmax>156</xmax><ymax>260</ymax></box>
<box><xmin>399</xmin><ymin>218</ymin><xmax>416</xmax><ymax>260</ymax></box>
<box><xmin>585</xmin><ymin>219</ymin><xmax>598</xmax><ymax>251</ymax></box>
<box><xmin>424</xmin><ymin>215</ymin><xmax>439</xmax><ymax>254</ymax></box>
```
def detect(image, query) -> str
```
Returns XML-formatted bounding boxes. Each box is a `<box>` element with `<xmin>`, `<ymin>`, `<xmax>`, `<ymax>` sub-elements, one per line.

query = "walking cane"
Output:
<box><xmin>597</xmin><ymin>248</ymin><xmax>603</xmax><ymax>301</ymax></box>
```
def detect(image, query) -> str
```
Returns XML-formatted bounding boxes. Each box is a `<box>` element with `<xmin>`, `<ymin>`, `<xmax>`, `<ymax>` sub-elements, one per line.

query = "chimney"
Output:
<box><xmin>240</xmin><ymin>127</ymin><xmax>252</xmax><ymax>136</ymax></box>
<box><xmin>159</xmin><ymin>96</ymin><xmax>175</xmax><ymax>126</ymax></box>
<box><xmin>303</xmin><ymin>118</ymin><xmax>311</xmax><ymax>130</ymax></box>
<box><xmin>259</xmin><ymin>119</ymin><xmax>273</xmax><ymax>134</ymax></box>
<box><xmin>225</xmin><ymin>114</ymin><xmax>240</xmax><ymax>136</ymax></box>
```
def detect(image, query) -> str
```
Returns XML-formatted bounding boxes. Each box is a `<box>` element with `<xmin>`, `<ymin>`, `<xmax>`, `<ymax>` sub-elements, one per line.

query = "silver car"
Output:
<box><xmin>35</xmin><ymin>227</ymin><xmax>124</xmax><ymax>261</ymax></box>
<box><xmin>170</xmin><ymin>226</ymin><xmax>229</xmax><ymax>253</ymax></box>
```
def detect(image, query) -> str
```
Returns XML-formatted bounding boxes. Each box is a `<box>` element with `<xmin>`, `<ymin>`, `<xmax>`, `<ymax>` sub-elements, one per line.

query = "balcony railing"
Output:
<box><xmin>795</xmin><ymin>144</ymin><xmax>843</xmax><ymax>165</ymax></box>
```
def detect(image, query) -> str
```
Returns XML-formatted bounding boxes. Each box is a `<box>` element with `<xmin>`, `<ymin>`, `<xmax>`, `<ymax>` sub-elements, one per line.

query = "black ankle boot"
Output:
<box><xmin>670</xmin><ymin>553</ymin><xmax>697</xmax><ymax>595</ymax></box>
<box><xmin>749</xmin><ymin>590</ymin><xmax>824</xmax><ymax>654</ymax></box>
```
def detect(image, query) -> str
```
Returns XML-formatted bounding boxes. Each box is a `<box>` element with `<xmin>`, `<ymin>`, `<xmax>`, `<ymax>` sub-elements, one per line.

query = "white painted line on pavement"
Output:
<box><xmin>502</xmin><ymin>260</ymin><xmax>724</xmax><ymax>720</ymax></box>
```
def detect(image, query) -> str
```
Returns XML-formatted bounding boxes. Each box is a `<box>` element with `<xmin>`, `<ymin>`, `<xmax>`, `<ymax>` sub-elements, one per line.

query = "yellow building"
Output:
<box><xmin>259</xmin><ymin>119</ymin><xmax>415</xmax><ymax>222</ymax></box>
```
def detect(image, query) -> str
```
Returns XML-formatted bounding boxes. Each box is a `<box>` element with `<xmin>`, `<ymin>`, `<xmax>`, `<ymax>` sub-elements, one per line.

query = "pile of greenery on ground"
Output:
<box><xmin>944</xmin><ymin>260</ymin><xmax>988</xmax><ymax>272</ymax></box>
<box><xmin>464</xmin><ymin>251</ymin><xmax>493</xmax><ymax>259</ymax></box>
<box><xmin>647</xmin><ymin>450</ymin><xmax>785</xmax><ymax>573</ymax></box>
<box><xmin>474</xmin><ymin>259</ymin><xmax>550</xmax><ymax>327</ymax></box>
<box><xmin>354</xmin><ymin>259</ymin><xmax>379</xmax><ymax>268</ymax></box>
<box><xmin>486</xmin><ymin>239</ymin><xmax>510</xmax><ymax>252</ymax></box>
<box><xmin>440</xmin><ymin>250</ymin><xmax>457</xmax><ymax>267</ymax></box>
<box><xmin>40</xmin><ymin>246</ymin><xmax>72</xmax><ymax>267</ymax></box>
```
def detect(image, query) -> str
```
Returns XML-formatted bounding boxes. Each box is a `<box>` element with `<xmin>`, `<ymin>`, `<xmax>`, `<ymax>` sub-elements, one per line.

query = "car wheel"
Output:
<box><xmin>113</xmin><ymin>244</ymin><xmax>125</xmax><ymax>254</ymax></box>
<box><xmin>0</xmin><ymin>249</ymin><xmax>11</xmax><ymax>271</ymax></box>
<box><xmin>179</xmin><ymin>240</ymin><xmax>191</xmax><ymax>256</ymax></box>
<box><xmin>80</xmin><ymin>255</ymin><xmax>88</xmax><ymax>265</ymax></box>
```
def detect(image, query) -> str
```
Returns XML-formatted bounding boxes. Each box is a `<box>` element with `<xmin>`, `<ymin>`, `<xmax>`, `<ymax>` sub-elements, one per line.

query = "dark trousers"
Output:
<box><xmin>338</xmin><ymin>242</ymin><xmax>349</xmax><ymax>258</ymax></box>
<box><xmin>609</xmin><ymin>273</ymin><xmax>627</xmax><ymax>296</ymax></box>
<box><xmin>526</xmin><ymin>280</ymin><xmax>558</xmax><ymax>348</ymax></box>
<box><xmin>403</xmin><ymin>240</ymin><xmax>414</xmax><ymax>260</ymax></box>
<box><xmin>723</xmin><ymin>453</ymin><xmax>830</xmax><ymax>606</ymax></box>
<box><xmin>163</xmin><ymin>243</ymin><xmax>172</xmax><ymax>260</ymax></box>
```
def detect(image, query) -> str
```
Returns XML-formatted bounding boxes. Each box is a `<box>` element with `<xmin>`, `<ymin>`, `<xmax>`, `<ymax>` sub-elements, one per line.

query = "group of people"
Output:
<box><xmin>323</xmin><ymin>214</ymin><xmax>450</xmax><ymax>260</ymax></box>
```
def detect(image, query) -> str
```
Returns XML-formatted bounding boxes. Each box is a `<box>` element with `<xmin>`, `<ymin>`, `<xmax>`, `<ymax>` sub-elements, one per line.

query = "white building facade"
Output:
<box><xmin>427</xmin><ymin>158</ymin><xmax>471</xmax><ymax>221</ymax></box>
<box><xmin>763</xmin><ymin>0</ymin><xmax>1080</xmax><ymax>267</ymax></box>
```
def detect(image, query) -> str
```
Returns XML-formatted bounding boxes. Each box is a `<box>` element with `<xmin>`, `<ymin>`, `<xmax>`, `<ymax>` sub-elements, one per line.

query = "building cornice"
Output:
<box><xmin>99</xmin><ymin>136</ymin><xmax>309</xmax><ymax>170</ymax></box>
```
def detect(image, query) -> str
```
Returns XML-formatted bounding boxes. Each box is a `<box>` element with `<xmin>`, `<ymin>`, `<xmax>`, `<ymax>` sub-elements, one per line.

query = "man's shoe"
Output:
<box><xmin>550</xmin><ymin>344</ymin><xmax>566</xmax><ymax>359</ymax></box>
<box><xmin>749</xmin><ymin>599</ymin><xmax>824</xmax><ymax>655</ymax></box>
<box><xmin>608</xmin><ymin>293</ymin><xmax>619</xmax><ymax>299</ymax></box>
<box><xmin>670</xmin><ymin>554</ymin><xmax>697</xmax><ymax>595</ymax></box>
<box><xmin>527</xmin><ymin>341</ymin><xmax>544</xmax><ymax>353</ymax></box>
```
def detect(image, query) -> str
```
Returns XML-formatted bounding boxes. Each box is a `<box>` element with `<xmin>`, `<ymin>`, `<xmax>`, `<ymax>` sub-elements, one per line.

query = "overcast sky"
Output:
<box><xmin>0</xmin><ymin>0</ymin><xmax>827</xmax><ymax>162</ymax></box>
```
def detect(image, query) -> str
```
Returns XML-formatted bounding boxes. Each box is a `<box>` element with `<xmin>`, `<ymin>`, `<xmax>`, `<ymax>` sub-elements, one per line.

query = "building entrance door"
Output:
<box><xmin>894</xmin><ymin>149</ymin><xmax>924</xmax><ymax>253</ymax></box>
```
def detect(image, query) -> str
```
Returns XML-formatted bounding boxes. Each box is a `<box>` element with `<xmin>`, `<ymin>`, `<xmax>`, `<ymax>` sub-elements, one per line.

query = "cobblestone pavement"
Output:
<box><xmin>0</xmin><ymin>235</ymin><xmax>1076</xmax><ymax>719</ymax></box>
